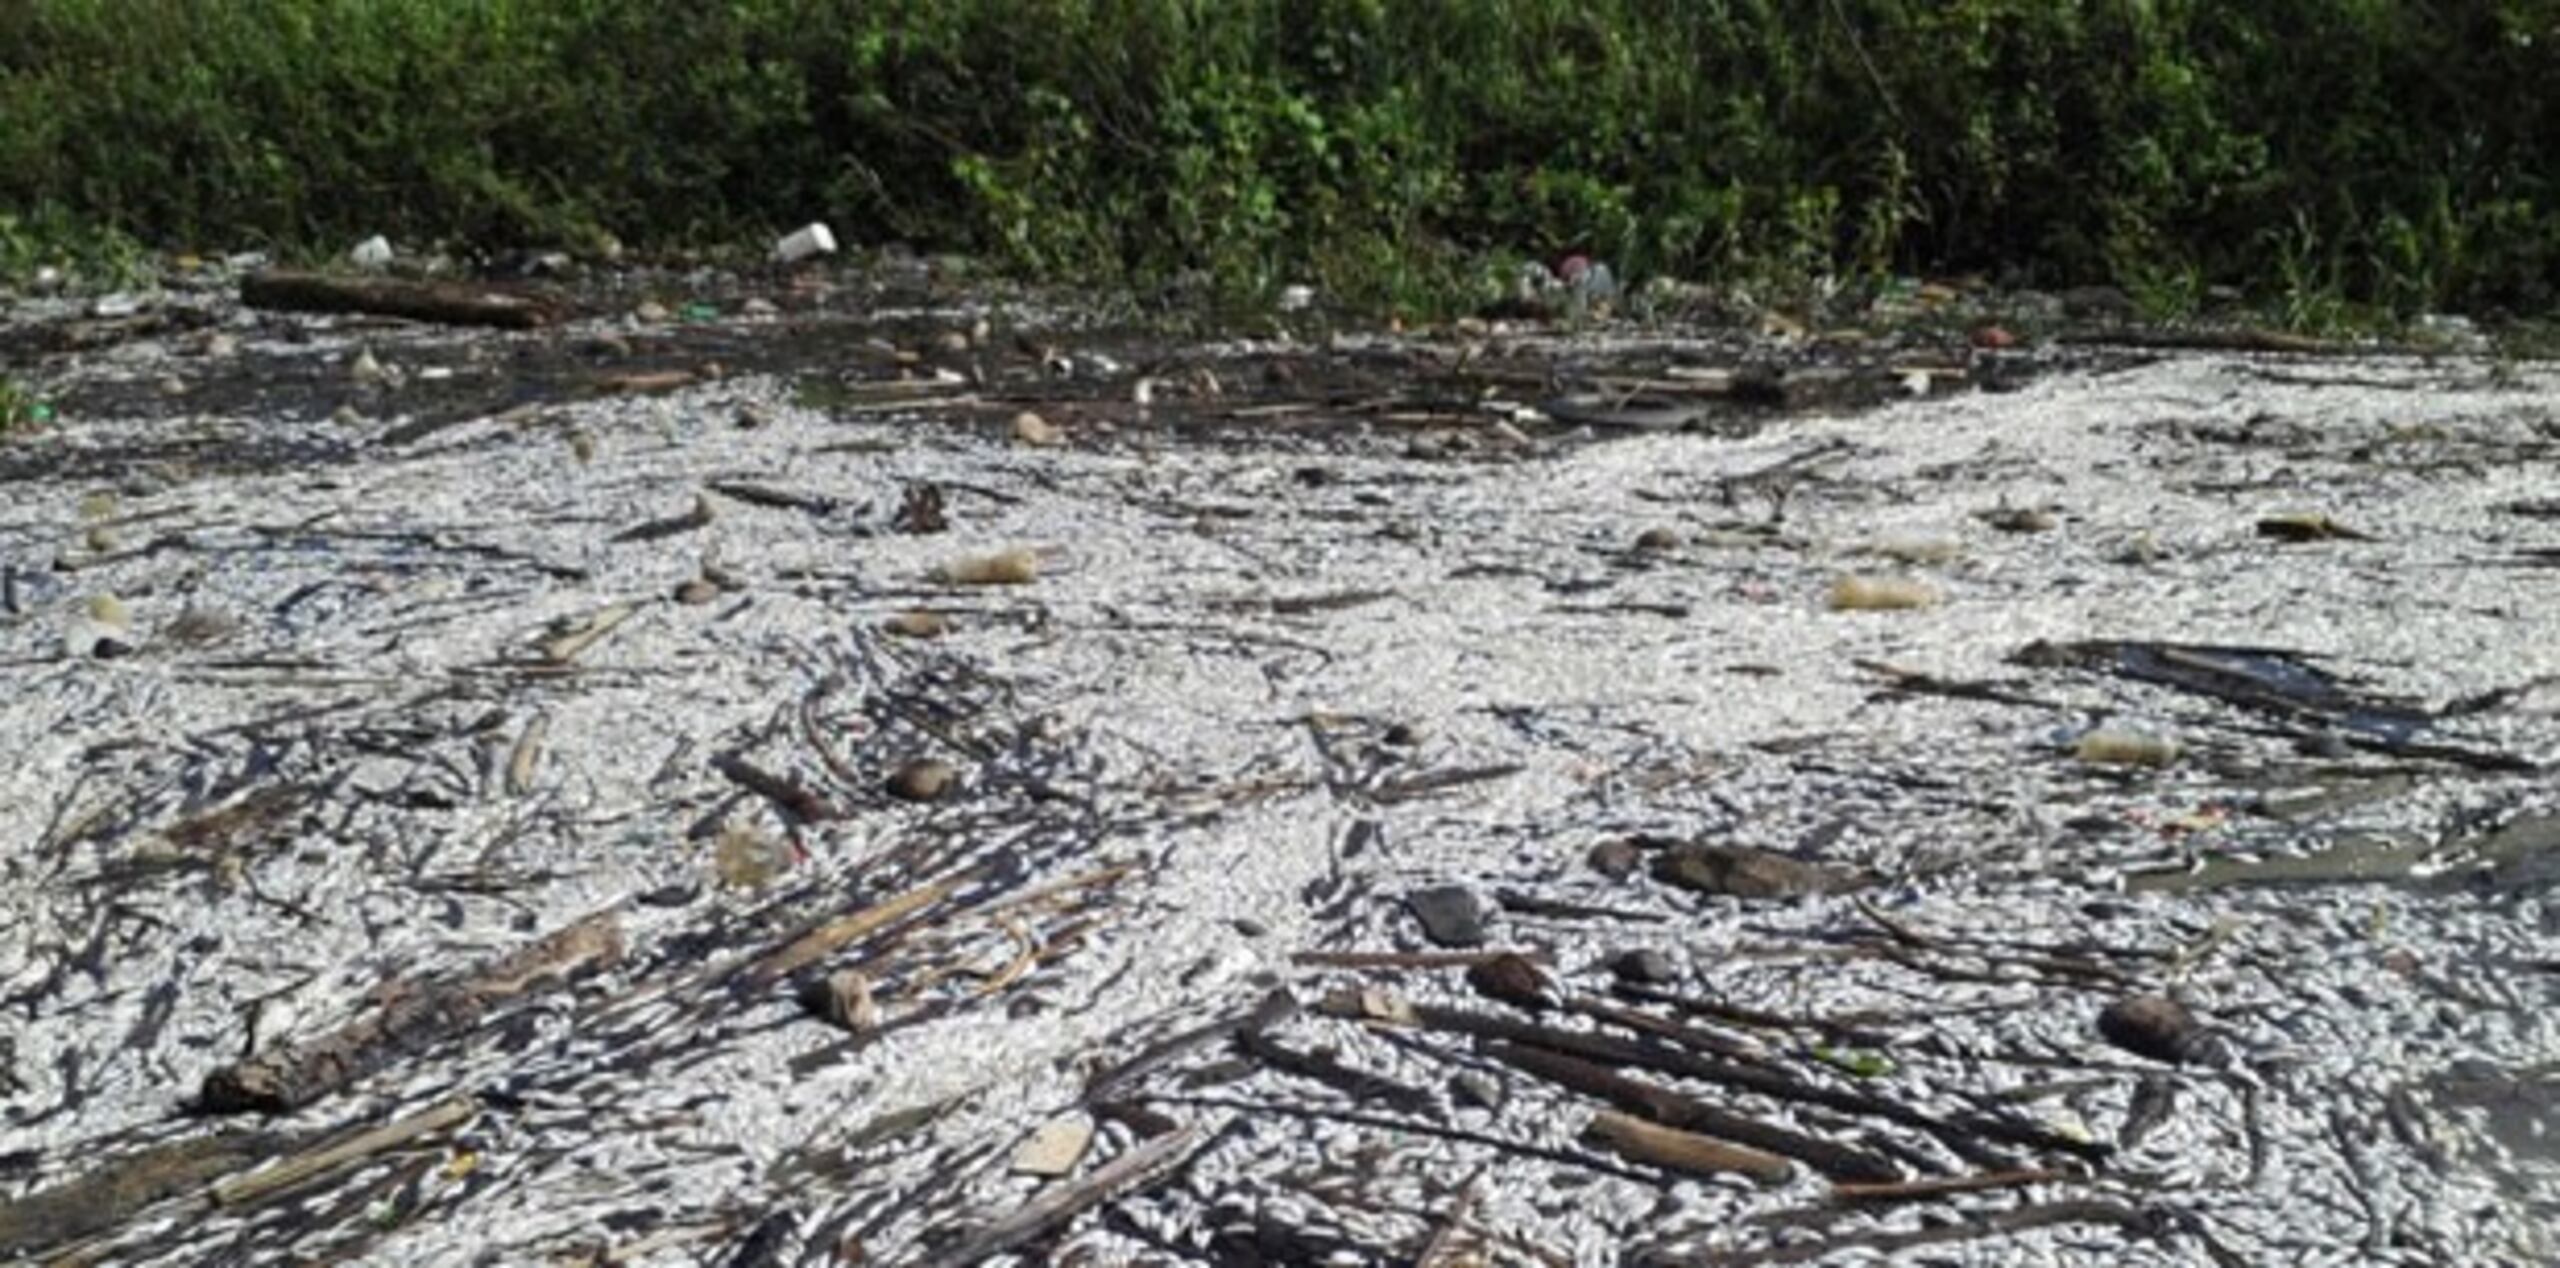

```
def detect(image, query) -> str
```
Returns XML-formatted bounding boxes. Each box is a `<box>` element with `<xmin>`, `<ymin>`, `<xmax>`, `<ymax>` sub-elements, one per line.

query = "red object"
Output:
<box><xmin>1970</xmin><ymin>324</ymin><xmax>2017</xmax><ymax>349</ymax></box>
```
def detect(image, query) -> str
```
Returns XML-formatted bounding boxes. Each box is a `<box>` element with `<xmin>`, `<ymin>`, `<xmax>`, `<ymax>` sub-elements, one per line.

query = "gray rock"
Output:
<box><xmin>1610</xmin><ymin>948</ymin><xmax>1679</xmax><ymax>985</ymax></box>
<box><xmin>1587</xmin><ymin>839</ymin><xmax>1643</xmax><ymax>882</ymax></box>
<box><xmin>1407</xmin><ymin>885</ymin><xmax>1489</xmax><ymax>947</ymax></box>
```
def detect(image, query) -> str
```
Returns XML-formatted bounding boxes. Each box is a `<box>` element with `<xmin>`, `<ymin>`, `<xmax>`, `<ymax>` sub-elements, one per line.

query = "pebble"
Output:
<box><xmin>1011</xmin><ymin>411</ymin><xmax>1063</xmax><ymax>446</ymax></box>
<box><xmin>934</xmin><ymin>329</ymin><xmax>972</xmax><ymax>354</ymax></box>
<box><xmin>349</xmin><ymin>348</ymin><xmax>387</xmax><ymax>386</ymax></box>
<box><xmin>800</xmin><ymin>969</ymin><xmax>880</xmax><ymax>1032</ymax></box>
<box><xmin>1634</xmin><ymin>526</ymin><xmax>1682</xmax><ymax>552</ymax></box>
<box><xmin>886</xmin><ymin>758</ymin><xmax>958</xmax><ymax>803</ymax></box>
<box><xmin>883</xmin><ymin>610</ymin><xmax>949</xmax><ymax>638</ymax></box>
<box><xmin>1451</xmin><ymin>1071</ymin><xmax>1505</xmax><ymax>1110</ymax></box>
<box><xmin>1827</xmin><ymin>574</ymin><xmax>1939</xmax><ymax>611</ymax></box>
<box><xmin>740</xmin><ymin>297</ymin><xmax>778</xmax><ymax>316</ymax></box>
<box><xmin>634</xmin><ymin>301</ymin><xmax>671</xmax><ymax>323</ymax></box>
<box><xmin>1406</xmin><ymin>885</ymin><xmax>1490</xmax><ymax>947</ymax></box>
<box><xmin>1587</xmin><ymin>839</ymin><xmax>1643</xmax><ymax>881</ymax></box>
<box><xmin>935</xmin><ymin>549</ymin><xmax>1039</xmax><ymax>585</ymax></box>
<box><xmin>673</xmin><ymin>578</ymin><xmax>720</xmax><ymax>605</ymax></box>
<box><xmin>1011</xmin><ymin>1114</ymin><xmax>1095</xmax><ymax>1177</ymax></box>
<box><xmin>2098</xmin><ymin>995</ymin><xmax>2216</xmax><ymax>1066</ymax></box>
<box><xmin>1466</xmin><ymin>953</ymin><xmax>1553</xmax><ymax>1011</ymax></box>
<box><xmin>1610</xmin><ymin>948</ymin><xmax>1680</xmax><ymax>985</ymax></box>
<box><xmin>1652</xmin><ymin>844</ymin><xmax>1866</xmax><ymax>899</ymax></box>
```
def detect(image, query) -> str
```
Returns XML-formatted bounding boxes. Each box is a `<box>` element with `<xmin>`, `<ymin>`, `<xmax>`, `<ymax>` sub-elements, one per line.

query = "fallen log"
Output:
<box><xmin>242</xmin><ymin>269</ymin><xmax>565</xmax><ymax>329</ymax></box>
<box><xmin>198</xmin><ymin>912</ymin><xmax>622</xmax><ymax>1113</ymax></box>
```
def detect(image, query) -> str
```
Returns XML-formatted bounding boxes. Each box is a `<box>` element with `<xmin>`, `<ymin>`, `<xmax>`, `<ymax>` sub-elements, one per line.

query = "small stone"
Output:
<box><xmin>330</xmin><ymin>403</ymin><xmax>364</xmax><ymax>427</ymax></box>
<box><xmin>87</xmin><ymin>594</ymin><xmax>130</xmax><ymax>629</ymax></box>
<box><xmin>1011</xmin><ymin>1115</ymin><xmax>1095</xmax><ymax>1177</ymax></box>
<box><xmin>1451</xmin><ymin>1071</ymin><xmax>1505</xmax><ymax>1110</ymax></box>
<box><xmin>1633</xmin><ymin>526</ymin><xmax>1682</xmax><ymax>552</ymax></box>
<box><xmin>1465</xmin><ymin>953</ymin><xmax>1553</xmax><ymax>1011</ymax></box>
<box><xmin>1231</xmin><ymin>917</ymin><xmax>1267</xmax><ymax>938</ymax></box>
<box><xmin>674</xmin><ymin>578</ymin><xmax>721</xmax><ymax>605</ymax></box>
<box><xmin>1588</xmin><ymin>840</ymin><xmax>1643</xmax><ymax>881</ymax></box>
<box><xmin>886</xmin><ymin>758</ymin><xmax>957</xmax><ymax>803</ymax></box>
<box><xmin>741</xmin><ymin>297</ymin><xmax>778</xmax><ymax>316</ymax></box>
<box><xmin>1652</xmin><ymin>844</ymin><xmax>1865</xmax><ymax>899</ymax></box>
<box><xmin>2074</xmin><ymin>728</ymin><xmax>2180</xmax><ymax>767</ymax></box>
<box><xmin>91</xmin><ymin>636</ymin><xmax>137</xmax><ymax>660</ymax></box>
<box><xmin>1406</xmin><ymin>885</ymin><xmax>1489</xmax><ymax>948</ymax></box>
<box><xmin>157</xmin><ymin>374</ymin><xmax>187</xmax><ymax>397</ymax></box>
<box><xmin>883</xmin><ymin>610</ymin><xmax>948</xmax><ymax>639</ymax></box>
<box><xmin>1611</xmin><ymin>948</ymin><xmax>1680</xmax><ymax>985</ymax></box>
<box><xmin>800</xmin><ymin>969</ymin><xmax>880</xmax><ymax>1032</ymax></box>
<box><xmin>1011</xmin><ymin>411</ymin><xmax>1063</xmax><ymax>446</ymax></box>
<box><xmin>713</xmin><ymin>825</ymin><xmax>791</xmax><ymax>889</ymax></box>
<box><xmin>1970</xmin><ymin>324</ymin><xmax>2018</xmax><ymax>349</ymax></box>
<box><xmin>2097</xmin><ymin>995</ymin><xmax>2215</xmax><ymax>1066</ymax></box>
<box><xmin>349</xmin><ymin>348</ymin><xmax>387</xmax><ymax>386</ymax></box>
<box><xmin>567</xmin><ymin>431</ymin><xmax>597</xmax><ymax>464</ymax></box>
<box><xmin>735</xmin><ymin>406</ymin><xmax>770</xmax><ymax>430</ymax></box>
<box><xmin>1379</xmin><ymin>721</ymin><xmax>1421</xmax><ymax>747</ymax></box>
<box><xmin>634</xmin><ymin>301</ymin><xmax>672</xmax><ymax>323</ymax></box>
<box><xmin>935</xmin><ymin>549</ymin><xmax>1039</xmax><ymax>585</ymax></box>
<box><xmin>934</xmin><ymin>329</ymin><xmax>972</xmax><ymax>355</ymax></box>
<box><xmin>1827</xmin><ymin>574</ymin><xmax>1939</xmax><ymax>611</ymax></box>
<box><xmin>83</xmin><ymin>524</ymin><xmax>116</xmax><ymax>554</ymax></box>
<box><xmin>202</xmin><ymin>333</ymin><xmax>239</xmax><ymax>358</ymax></box>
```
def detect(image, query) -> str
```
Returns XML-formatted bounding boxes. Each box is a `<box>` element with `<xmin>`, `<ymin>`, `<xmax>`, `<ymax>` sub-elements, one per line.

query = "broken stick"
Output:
<box><xmin>198</xmin><ymin>912</ymin><xmax>622</xmax><ymax>1113</ymax></box>
<box><xmin>242</xmin><ymin>269</ymin><xmax>564</xmax><ymax>329</ymax></box>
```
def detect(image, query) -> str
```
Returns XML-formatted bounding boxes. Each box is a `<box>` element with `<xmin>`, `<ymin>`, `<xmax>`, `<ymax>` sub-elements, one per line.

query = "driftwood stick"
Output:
<box><xmin>1484</xmin><ymin>1041</ymin><xmax>1896</xmax><ymax>1182</ymax></box>
<box><xmin>198</xmin><ymin>913</ymin><xmax>622</xmax><ymax>1113</ymax></box>
<box><xmin>917</xmin><ymin>1122</ymin><xmax>1206</xmax><ymax>1268</ymax></box>
<box><xmin>713</xmin><ymin>752</ymin><xmax>843</xmax><ymax>822</ymax></box>
<box><xmin>210</xmin><ymin>1097</ymin><xmax>477</xmax><ymax>1206</ymax></box>
<box><xmin>242</xmin><ymin>269</ymin><xmax>564</xmax><ymax>329</ymax></box>
<box><xmin>0</xmin><ymin>1129</ymin><xmax>286</xmax><ymax>1259</ymax></box>
<box><xmin>746</xmin><ymin>865</ymin><xmax>981</xmax><ymax>986</ymax></box>
<box><xmin>1585</xmin><ymin>1110</ymin><xmax>1792</xmax><ymax>1184</ymax></box>
<box><xmin>1321</xmin><ymin>990</ymin><xmax>2106</xmax><ymax>1166</ymax></box>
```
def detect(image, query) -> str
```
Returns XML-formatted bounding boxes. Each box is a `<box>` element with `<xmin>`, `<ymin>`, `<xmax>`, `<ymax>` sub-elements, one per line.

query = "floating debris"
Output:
<box><xmin>1010</xmin><ymin>1115</ymin><xmax>1095</xmax><ymax>1177</ymax></box>
<box><xmin>2073</xmin><ymin>728</ymin><xmax>2181</xmax><ymax>767</ymax></box>
<box><xmin>883</xmin><ymin>610</ymin><xmax>949</xmax><ymax>638</ymax></box>
<box><xmin>2258</xmin><ymin>511</ymin><xmax>2374</xmax><ymax>542</ymax></box>
<box><xmin>886</xmin><ymin>757</ymin><xmax>958</xmax><ymax>803</ymax></box>
<box><xmin>1652</xmin><ymin>843</ymin><xmax>1867</xmax><ymax>898</ymax></box>
<box><xmin>935</xmin><ymin>549</ymin><xmax>1040</xmax><ymax>586</ymax></box>
<box><xmin>1828</xmin><ymin>574</ymin><xmax>1940</xmax><ymax>610</ymax></box>
<box><xmin>1406</xmin><ymin>885</ymin><xmax>1491</xmax><ymax>947</ymax></box>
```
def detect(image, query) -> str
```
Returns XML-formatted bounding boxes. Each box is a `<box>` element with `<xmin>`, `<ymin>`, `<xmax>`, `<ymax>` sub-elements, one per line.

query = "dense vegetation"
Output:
<box><xmin>3</xmin><ymin>0</ymin><xmax>2555</xmax><ymax>317</ymax></box>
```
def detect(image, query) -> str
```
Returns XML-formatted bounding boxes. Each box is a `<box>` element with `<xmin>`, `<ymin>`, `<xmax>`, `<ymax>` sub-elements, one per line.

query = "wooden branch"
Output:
<box><xmin>198</xmin><ymin>913</ymin><xmax>622</xmax><ymax>1113</ymax></box>
<box><xmin>0</xmin><ymin>1129</ymin><xmax>284</xmax><ymax>1259</ymax></box>
<box><xmin>917</xmin><ymin>1122</ymin><xmax>1206</xmax><ymax>1267</ymax></box>
<box><xmin>211</xmin><ymin>1097</ymin><xmax>477</xmax><ymax>1206</ymax></box>
<box><xmin>745</xmin><ymin>865</ymin><xmax>980</xmax><ymax>986</ymax></box>
<box><xmin>242</xmin><ymin>269</ymin><xmax>565</xmax><ymax>329</ymax></box>
<box><xmin>1584</xmin><ymin>1110</ymin><xmax>1792</xmax><ymax>1184</ymax></box>
<box><xmin>1485</xmin><ymin>1040</ymin><xmax>1895</xmax><ymax>1182</ymax></box>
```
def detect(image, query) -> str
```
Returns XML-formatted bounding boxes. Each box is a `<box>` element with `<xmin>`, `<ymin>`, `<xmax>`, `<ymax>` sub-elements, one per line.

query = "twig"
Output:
<box><xmin>198</xmin><ymin>913</ymin><xmax>622</xmax><ymax>1113</ymax></box>
<box><xmin>210</xmin><ymin>1097</ymin><xmax>476</xmax><ymax>1206</ymax></box>
<box><xmin>915</xmin><ymin>1122</ymin><xmax>1207</xmax><ymax>1268</ymax></box>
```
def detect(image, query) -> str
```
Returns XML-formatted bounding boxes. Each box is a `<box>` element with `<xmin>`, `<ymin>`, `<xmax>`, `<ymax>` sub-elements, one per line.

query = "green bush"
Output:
<box><xmin>2</xmin><ymin>0</ymin><xmax>2554</xmax><ymax>315</ymax></box>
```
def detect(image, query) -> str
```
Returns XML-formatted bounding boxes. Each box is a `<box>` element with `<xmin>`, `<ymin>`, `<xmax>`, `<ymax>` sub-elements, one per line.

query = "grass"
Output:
<box><xmin>2</xmin><ymin>1</ymin><xmax>2556</xmax><ymax>320</ymax></box>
